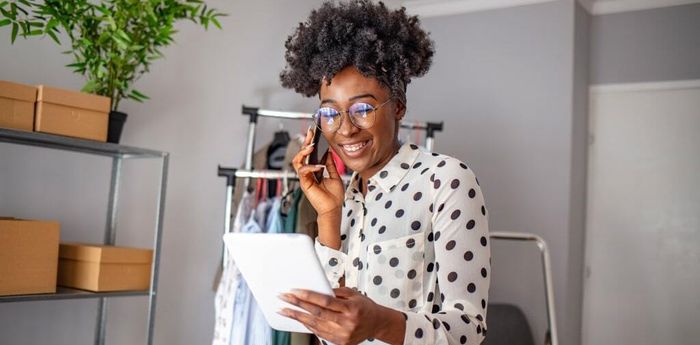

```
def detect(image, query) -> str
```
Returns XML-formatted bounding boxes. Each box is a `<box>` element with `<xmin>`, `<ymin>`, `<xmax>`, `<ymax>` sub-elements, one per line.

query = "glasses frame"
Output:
<box><xmin>313</xmin><ymin>97</ymin><xmax>395</xmax><ymax>133</ymax></box>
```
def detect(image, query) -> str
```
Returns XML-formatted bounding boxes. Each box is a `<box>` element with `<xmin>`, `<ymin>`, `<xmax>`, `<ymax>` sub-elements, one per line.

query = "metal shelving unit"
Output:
<box><xmin>0</xmin><ymin>127</ymin><xmax>169</xmax><ymax>345</ymax></box>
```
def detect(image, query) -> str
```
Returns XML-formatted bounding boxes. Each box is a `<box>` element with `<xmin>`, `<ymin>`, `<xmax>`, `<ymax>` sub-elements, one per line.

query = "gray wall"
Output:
<box><xmin>591</xmin><ymin>3</ymin><xmax>700</xmax><ymax>84</ymax></box>
<box><xmin>0</xmin><ymin>1</ymin><xmax>320</xmax><ymax>344</ymax></box>
<box><xmin>407</xmin><ymin>1</ymin><xmax>584</xmax><ymax>345</ymax></box>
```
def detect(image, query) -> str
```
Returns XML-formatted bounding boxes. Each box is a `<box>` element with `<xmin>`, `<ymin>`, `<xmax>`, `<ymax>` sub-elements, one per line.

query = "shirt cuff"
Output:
<box><xmin>314</xmin><ymin>237</ymin><xmax>346</xmax><ymax>289</ymax></box>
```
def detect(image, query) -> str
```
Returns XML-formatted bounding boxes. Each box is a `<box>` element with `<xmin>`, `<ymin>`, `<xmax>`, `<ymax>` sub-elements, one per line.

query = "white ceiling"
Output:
<box><xmin>400</xmin><ymin>0</ymin><xmax>700</xmax><ymax>17</ymax></box>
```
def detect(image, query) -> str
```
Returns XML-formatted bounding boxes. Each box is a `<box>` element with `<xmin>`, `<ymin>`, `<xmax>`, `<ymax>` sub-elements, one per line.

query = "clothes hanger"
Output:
<box><xmin>271</xmin><ymin>122</ymin><xmax>291</xmax><ymax>148</ymax></box>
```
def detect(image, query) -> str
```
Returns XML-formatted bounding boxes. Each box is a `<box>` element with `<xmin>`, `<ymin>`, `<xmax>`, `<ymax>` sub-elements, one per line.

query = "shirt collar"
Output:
<box><xmin>345</xmin><ymin>143</ymin><xmax>421</xmax><ymax>200</ymax></box>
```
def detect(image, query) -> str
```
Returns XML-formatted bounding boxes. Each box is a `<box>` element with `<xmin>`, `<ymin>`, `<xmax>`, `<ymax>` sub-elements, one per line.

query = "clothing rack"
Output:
<box><xmin>489</xmin><ymin>232</ymin><xmax>558</xmax><ymax>345</ymax></box>
<box><xmin>218</xmin><ymin>104</ymin><xmax>443</xmax><ymax>265</ymax></box>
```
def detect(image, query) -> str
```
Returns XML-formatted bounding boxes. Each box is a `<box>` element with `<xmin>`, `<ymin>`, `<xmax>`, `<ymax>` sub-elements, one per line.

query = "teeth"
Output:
<box><xmin>343</xmin><ymin>141</ymin><xmax>367</xmax><ymax>152</ymax></box>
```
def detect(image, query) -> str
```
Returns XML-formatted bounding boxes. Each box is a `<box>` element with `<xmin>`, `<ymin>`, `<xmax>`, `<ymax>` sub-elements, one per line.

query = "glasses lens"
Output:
<box><xmin>348</xmin><ymin>102</ymin><xmax>375</xmax><ymax>129</ymax></box>
<box><xmin>315</xmin><ymin>107</ymin><xmax>341</xmax><ymax>132</ymax></box>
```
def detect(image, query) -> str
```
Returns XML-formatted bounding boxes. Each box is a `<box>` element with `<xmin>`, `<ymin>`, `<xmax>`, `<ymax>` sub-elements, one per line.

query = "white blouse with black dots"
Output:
<box><xmin>314</xmin><ymin>143</ymin><xmax>490</xmax><ymax>345</ymax></box>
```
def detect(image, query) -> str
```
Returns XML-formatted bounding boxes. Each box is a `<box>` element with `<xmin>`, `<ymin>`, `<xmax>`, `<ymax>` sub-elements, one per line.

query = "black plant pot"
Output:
<box><xmin>107</xmin><ymin>110</ymin><xmax>128</xmax><ymax>144</ymax></box>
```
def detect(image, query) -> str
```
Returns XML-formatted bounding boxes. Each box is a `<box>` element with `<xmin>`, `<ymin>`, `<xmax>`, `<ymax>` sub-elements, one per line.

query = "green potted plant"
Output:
<box><xmin>0</xmin><ymin>0</ymin><xmax>225</xmax><ymax>143</ymax></box>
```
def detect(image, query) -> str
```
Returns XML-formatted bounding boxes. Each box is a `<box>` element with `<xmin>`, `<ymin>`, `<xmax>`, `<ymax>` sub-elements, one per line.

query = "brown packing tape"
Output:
<box><xmin>37</xmin><ymin>85</ymin><xmax>110</xmax><ymax>112</ymax></box>
<box><xmin>0</xmin><ymin>80</ymin><xmax>37</xmax><ymax>102</ymax></box>
<box><xmin>59</xmin><ymin>243</ymin><xmax>153</xmax><ymax>264</ymax></box>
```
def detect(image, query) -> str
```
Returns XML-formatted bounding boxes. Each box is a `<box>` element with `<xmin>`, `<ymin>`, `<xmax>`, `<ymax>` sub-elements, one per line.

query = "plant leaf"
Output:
<box><xmin>11</xmin><ymin>22</ymin><xmax>18</xmax><ymax>43</ymax></box>
<box><xmin>0</xmin><ymin>19</ymin><xmax>10</xmax><ymax>27</ymax></box>
<box><xmin>211</xmin><ymin>17</ymin><xmax>221</xmax><ymax>30</ymax></box>
<box><xmin>47</xmin><ymin>29</ymin><xmax>60</xmax><ymax>44</ymax></box>
<box><xmin>129</xmin><ymin>89</ymin><xmax>150</xmax><ymax>101</ymax></box>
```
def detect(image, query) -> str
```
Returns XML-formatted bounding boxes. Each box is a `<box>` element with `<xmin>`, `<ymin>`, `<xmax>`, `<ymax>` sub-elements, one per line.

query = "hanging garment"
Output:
<box><xmin>266</xmin><ymin>197</ymin><xmax>284</xmax><ymax>234</ymax></box>
<box><xmin>295</xmin><ymin>192</ymin><xmax>318</xmax><ymax>239</ymax></box>
<box><xmin>212</xmin><ymin>192</ymin><xmax>253</xmax><ymax>345</ymax></box>
<box><xmin>214</xmin><ymin>144</ymin><xmax>272</xmax><ymax>291</ymax></box>
<box><xmin>282</xmin><ymin>188</ymin><xmax>303</xmax><ymax>234</ymax></box>
<box><xmin>330</xmin><ymin>150</ymin><xmax>346</xmax><ymax>176</ymax></box>
<box><xmin>230</xmin><ymin>212</ymin><xmax>273</xmax><ymax>345</ymax></box>
<box><xmin>267</xmin><ymin>197</ymin><xmax>292</xmax><ymax>345</ymax></box>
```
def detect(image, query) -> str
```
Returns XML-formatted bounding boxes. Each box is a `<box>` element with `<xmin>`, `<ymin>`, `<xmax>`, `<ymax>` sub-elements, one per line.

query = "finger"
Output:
<box><xmin>296</xmin><ymin>165</ymin><xmax>324</xmax><ymax>191</ymax></box>
<box><xmin>289</xmin><ymin>289</ymin><xmax>348</xmax><ymax>313</ymax></box>
<box><xmin>279</xmin><ymin>308</ymin><xmax>339</xmax><ymax>336</ymax></box>
<box><xmin>280</xmin><ymin>308</ymin><xmax>348</xmax><ymax>345</ymax></box>
<box><xmin>291</xmin><ymin>143</ymin><xmax>315</xmax><ymax>172</ymax></box>
<box><xmin>333</xmin><ymin>287</ymin><xmax>357</xmax><ymax>298</ymax></box>
<box><xmin>324</xmin><ymin>148</ymin><xmax>341</xmax><ymax>180</ymax></box>
<box><xmin>284</xmin><ymin>311</ymin><xmax>345</xmax><ymax>345</ymax></box>
<box><xmin>304</xmin><ymin>125</ymin><xmax>314</xmax><ymax>145</ymax></box>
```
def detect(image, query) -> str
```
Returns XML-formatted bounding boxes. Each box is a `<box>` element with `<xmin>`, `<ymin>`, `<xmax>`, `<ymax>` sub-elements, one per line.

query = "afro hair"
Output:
<box><xmin>280</xmin><ymin>0</ymin><xmax>434</xmax><ymax>101</ymax></box>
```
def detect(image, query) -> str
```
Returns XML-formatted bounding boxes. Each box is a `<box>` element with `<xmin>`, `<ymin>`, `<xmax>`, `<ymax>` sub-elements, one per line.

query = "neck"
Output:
<box><xmin>358</xmin><ymin>139</ymin><xmax>401</xmax><ymax>191</ymax></box>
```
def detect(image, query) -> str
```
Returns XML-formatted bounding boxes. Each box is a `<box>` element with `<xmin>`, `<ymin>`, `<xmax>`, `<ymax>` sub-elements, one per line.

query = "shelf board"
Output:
<box><xmin>0</xmin><ymin>287</ymin><xmax>150</xmax><ymax>303</ymax></box>
<box><xmin>0</xmin><ymin>128</ymin><xmax>167</xmax><ymax>158</ymax></box>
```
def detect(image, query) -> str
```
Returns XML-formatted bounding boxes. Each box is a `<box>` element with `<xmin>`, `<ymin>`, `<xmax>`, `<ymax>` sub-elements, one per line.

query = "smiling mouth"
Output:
<box><xmin>340</xmin><ymin>140</ymin><xmax>370</xmax><ymax>154</ymax></box>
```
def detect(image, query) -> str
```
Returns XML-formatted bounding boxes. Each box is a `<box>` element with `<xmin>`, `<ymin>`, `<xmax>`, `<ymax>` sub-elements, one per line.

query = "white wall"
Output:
<box><xmin>0</xmin><ymin>1</ymin><xmax>321</xmax><ymax>344</ymax></box>
<box><xmin>582</xmin><ymin>3</ymin><xmax>700</xmax><ymax>344</ymax></box>
<box><xmin>583</xmin><ymin>82</ymin><xmax>700</xmax><ymax>345</ymax></box>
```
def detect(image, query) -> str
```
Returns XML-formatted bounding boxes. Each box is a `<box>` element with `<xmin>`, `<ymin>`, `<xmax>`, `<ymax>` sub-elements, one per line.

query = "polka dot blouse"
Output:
<box><xmin>314</xmin><ymin>143</ymin><xmax>490</xmax><ymax>345</ymax></box>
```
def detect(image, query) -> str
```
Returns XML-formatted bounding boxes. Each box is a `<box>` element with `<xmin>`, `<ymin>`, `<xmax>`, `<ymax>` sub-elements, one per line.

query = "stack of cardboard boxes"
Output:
<box><xmin>0</xmin><ymin>218</ymin><xmax>154</xmax><ymax>296</ymax></box>
<box><xmin>0</xmin><ymin>80</ymin><xmax>110</xmax><ymax>141</ymax></box>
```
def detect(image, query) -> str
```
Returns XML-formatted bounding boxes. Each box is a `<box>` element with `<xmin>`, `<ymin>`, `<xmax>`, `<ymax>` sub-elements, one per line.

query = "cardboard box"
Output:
<box><xmin>0</xmin><ymin>218</ymin><xmax>60</xmax><ymax>296</ymax></box>
<box><xmin>58</xmin><ymin>243</ymin><xmax>152</xmax><ymax>292</ymax></box>
<box><xmin>35</xmin><ymin>85</ymin><xmax>110</xmax><ymax>142</ymax></box>
<box><xmin>0</xmin><ymin>80</ymin><xmax>37</xmax><ymax>131</ymax></box>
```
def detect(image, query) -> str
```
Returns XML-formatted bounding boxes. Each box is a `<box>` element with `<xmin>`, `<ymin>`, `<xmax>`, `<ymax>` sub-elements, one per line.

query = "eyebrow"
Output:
<box><xmin>320</xmin><ymin>93</ymin><xmax>378</xmax><ymax>105</ymax></box>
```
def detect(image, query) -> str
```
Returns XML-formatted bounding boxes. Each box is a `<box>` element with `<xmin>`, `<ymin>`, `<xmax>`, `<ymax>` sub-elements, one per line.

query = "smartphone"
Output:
<box><xmin>305</xmin><ymin>124</ymin><xmax>329</xmax><ymax>181</ymax></box>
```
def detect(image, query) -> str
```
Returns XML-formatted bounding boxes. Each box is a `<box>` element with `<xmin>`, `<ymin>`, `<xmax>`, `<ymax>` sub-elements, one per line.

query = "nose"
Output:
<box><xmin>336</xmin><ymin>112</ymin><xmax>360</xmax><ymax>137</ymax></box>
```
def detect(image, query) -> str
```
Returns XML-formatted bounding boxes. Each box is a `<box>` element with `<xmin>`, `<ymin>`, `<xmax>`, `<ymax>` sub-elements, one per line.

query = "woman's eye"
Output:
<box><xmin>351</xmin><ymin>104</ymin><xmax>373</xmax><ymax>115</ymax></box>
<box><xmin>318</xmin><ymin>107</ymin><xmax>339</xmax><ymax>118</ymax></box>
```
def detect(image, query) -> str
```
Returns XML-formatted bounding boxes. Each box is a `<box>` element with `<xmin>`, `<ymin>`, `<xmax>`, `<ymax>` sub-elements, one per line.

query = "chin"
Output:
<box><xmin>343</xmin><ymin>158</ymin><xmax>369</xmax><ymax>175</ymax></box>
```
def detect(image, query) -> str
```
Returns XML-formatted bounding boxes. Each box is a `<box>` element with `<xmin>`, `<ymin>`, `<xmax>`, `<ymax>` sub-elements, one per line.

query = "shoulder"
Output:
<box><xmin>413</xmin><ymin>147</ymin><xmax>479</xmax><ymax>183</ymax></box>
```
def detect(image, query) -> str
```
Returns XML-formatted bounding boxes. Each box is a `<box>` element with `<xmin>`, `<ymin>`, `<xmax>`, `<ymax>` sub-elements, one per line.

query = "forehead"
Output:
<box><xmin>319</xmin><ymin>66</ymin><xmax>389</xmax><ymax>101</ymax></box>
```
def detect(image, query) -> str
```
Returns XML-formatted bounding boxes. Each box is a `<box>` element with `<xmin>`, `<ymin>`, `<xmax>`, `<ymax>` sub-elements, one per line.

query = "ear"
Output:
<box><xmin>394</xmin><ymin>100</ymin><xmax>406</xmax><ymax>120</ymax></box>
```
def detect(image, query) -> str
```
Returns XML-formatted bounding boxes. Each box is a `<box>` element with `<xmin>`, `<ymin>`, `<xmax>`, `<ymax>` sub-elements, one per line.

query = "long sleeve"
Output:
<box><xmin>402</xmin><ymin>160</ymin><xmax>490</xmax><ymax>345</ymax></box>
<box><xmin>314</xmin><ymin>237</ymin><xmax>347</xmax><ymax>289</ymax></box>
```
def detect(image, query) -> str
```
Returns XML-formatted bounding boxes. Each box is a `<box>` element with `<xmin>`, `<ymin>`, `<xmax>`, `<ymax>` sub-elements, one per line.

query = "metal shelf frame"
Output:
<box><xmin>0</xmin><ymin>128</ymin><xmax>169</xmax><ymax>345</ymax></box>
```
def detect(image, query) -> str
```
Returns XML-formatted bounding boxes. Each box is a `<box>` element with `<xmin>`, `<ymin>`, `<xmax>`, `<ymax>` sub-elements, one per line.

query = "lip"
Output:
<box><xmin>338</xmin><ymin>139</ymin><xmax>371</xmax><ymax>158</ymax></box>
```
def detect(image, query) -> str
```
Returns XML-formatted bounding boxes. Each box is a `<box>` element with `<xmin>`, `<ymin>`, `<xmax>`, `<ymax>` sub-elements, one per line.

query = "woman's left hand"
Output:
<box><xmin>279</xmin><ymin>287</ymin><xmax>386</xmax><ymax>345</ymax></box>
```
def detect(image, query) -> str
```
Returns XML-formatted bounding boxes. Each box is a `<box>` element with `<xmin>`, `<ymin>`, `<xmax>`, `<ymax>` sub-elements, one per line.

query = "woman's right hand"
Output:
<box><xmin>292</xmin><ymin>127</ymin><xmax>345</xmax><ymax>218</ymax></box>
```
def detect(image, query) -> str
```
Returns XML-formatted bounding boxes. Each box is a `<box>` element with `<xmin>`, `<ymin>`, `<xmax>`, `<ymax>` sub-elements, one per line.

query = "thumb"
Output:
<box><xmin>333</xmin><ymin>287</ymin><xmax>357</xmax><ymax>298</ymax></box>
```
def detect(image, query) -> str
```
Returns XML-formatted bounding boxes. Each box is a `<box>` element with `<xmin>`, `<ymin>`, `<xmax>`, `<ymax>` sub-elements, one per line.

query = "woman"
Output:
<box><xmin>278</xmin><ymin>1</ymin><xmax>490</xmax><ymax>344</ymax></box>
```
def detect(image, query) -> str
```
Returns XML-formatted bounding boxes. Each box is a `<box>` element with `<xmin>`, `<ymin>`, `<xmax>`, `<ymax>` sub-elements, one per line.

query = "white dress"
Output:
<box><xmin>315</xmin><ymin>143</ymin><xmax>490</xmax><ymax>345</ymax></box>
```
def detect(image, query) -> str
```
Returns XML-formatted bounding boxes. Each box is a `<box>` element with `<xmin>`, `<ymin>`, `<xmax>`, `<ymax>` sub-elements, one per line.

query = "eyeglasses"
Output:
<box><xmin>313</xmin><ymin>97</ymin><xmax>394</xmax><ymax>133</ymax></box>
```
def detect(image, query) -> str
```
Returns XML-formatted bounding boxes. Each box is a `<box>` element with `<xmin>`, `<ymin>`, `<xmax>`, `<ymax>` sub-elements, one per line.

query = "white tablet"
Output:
<box><xmin>223</xmin><ymin>232</ymin><xmax>335</xmax><ymax>333</ymax></box>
